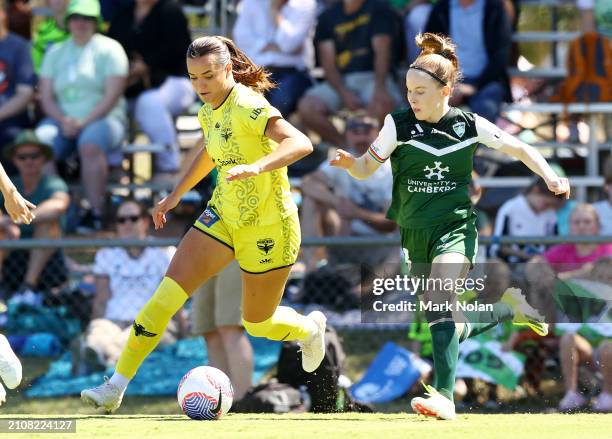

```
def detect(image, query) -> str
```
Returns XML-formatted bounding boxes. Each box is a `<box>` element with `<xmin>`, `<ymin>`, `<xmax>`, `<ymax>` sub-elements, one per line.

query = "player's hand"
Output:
<box><xmin>4</xmin><ymin>190</ymin><xmax>35</xmax><ymax>224</ymax></box>
<box><xmin>225</xmin><ymin>164</ymin><xmax>261</xmax><ymax>182</ymax></box>
<box><xmin>152</xmin><ymin>193</ymin><xmax>180</xmax><ymax>230</ymax></box>
<box><xmin>546</xmin><ymin>176</ymin><xmax>571</xmax><ymax>199</ymax></box>
<box><xmin>329</xmin><ymin>149</ymin><xmax>356</xmax><ymax>170</ymax></box>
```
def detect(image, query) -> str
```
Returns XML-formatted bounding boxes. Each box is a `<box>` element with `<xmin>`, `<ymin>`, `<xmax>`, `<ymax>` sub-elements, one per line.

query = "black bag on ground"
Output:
<box><xmin>276</xmin><ymin>325</ymin><xmax>372</xmax><ymax>413</ymax></box>
<box><xmin>232</xmin><ymin>380</ymin><xmax>304</xmax><ymax>413</ymax></box>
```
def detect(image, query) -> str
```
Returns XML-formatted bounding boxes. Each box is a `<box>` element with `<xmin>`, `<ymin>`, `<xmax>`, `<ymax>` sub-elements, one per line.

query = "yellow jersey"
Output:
<box><xmin>197</xmin><ymin>83</ymin><xmax>298</xmax><ymax>227</ymax></box>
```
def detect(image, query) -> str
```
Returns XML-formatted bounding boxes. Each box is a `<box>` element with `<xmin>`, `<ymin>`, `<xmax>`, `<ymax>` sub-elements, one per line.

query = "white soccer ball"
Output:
<box><xmin>177</xmin><ymin>366</ymin><xmax>234</xmax><ymax>420</ymax></box>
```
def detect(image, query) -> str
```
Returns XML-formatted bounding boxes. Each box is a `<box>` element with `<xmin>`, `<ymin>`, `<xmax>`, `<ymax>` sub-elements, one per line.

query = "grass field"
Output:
<box><xmin>1</xmin><ymin>413</ymin><xmax>610</xmax><ymax>439</ymax></box>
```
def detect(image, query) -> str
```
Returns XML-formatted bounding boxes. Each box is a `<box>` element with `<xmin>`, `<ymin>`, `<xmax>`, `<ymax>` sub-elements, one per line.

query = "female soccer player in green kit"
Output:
<box><xmin>331</xmin><ymin>33</ymin><xmax>570</xmax><ymax>420</ymax></box>
<box><xmin>81</xmin><ymin>36</ymin><xmax>327</xmax><ymax>413</ymax></box>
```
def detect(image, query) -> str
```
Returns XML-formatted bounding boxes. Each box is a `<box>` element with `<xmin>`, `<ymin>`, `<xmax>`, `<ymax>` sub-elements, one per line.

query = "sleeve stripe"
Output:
<box><xmin>368</xmin><ymin>146</ymin><xmax>386</xmax><ymax>163</ymax></box>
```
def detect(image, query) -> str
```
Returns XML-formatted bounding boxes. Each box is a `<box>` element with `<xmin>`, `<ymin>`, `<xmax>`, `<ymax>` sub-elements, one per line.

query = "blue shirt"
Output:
<box><xmin>0</xmin><ymin>32</ymin><xmax>35</xmax><ymax>107</ymax></box>
<box><xmin>450</xmin><ymin>0</ymin><xmax>488</xmax><ymax>79</ymax></box>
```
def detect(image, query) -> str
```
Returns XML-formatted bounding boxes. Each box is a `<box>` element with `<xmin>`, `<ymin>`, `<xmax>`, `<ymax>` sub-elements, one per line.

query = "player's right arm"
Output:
<box><xmin>330</xmin><ymin>113</ymin><xmax>398</xmax><ymax>179</ymax></box>
<box><xmin>152</xmin><ymin>139</ymin><xmax>215</xmax><ymax>229</ymax></box>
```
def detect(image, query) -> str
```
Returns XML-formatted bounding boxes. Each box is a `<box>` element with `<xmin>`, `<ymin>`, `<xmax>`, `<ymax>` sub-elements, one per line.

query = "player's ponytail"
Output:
<box><xmin>186</xmin><ymin>36</ymin><xmax>275</xmax><ymax>94</ymax></box>
<box><xmin>411</xmin><ymin>33</ymin><xmax>462</xmax><ymax>87</ymax></box>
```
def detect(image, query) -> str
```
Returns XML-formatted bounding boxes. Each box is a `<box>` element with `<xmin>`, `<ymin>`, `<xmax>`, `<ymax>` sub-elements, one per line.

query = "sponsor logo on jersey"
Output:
<box><xmin>259</xmin><ymin>258</ymin><xmax>272</xmax><ymax>264</ymax></box>
<box><xmin>452</xmin><ymin>121</ymin><xmax>466</xmax><ymax>138</ymax></box>
<box><xmin>250</xmin><ymin>108</ymin><xmax>264</xmax><ymax>120</ymax></box>
<box><xmin>423</xmin><ymin>161</ymin><xmax>450</xmax><ymax>180</ymax></box>
<box><xmin>217</xmin><ymin>157</ymin><xmax>241</xmax><ymax>167</ymax></box>
<box><xmin>198</xmin><ymin>208</ymin><xmax>220</xmax><ymax>227</ymax></box>
<box><xmin>257</xmin><ymin>238</ymin><xmax>275</xmax><ymax>255</ymax></box>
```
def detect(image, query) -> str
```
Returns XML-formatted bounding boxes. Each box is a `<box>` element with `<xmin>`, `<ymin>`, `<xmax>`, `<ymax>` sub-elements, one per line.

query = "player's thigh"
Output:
<box><xmin>166</xmin><ymin>228</ymin><xmax>234</xmax><ymax>296</ymax></box>
<box><xmin>241</xmin><ymin>266</ymin><xmax>292</xmax><ymax>322</ymax></box>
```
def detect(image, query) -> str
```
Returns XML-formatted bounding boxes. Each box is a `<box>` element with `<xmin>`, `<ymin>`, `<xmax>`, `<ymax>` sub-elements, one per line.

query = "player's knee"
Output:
<box><xmin>242</xmin><ymin>318</ymin><xmax>271</xmax><ymax>338</ymax></box>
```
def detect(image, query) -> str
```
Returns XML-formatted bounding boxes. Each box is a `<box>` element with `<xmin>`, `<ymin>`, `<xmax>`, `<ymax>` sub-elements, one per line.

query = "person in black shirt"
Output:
<box><xmin>297</xmin><ymin>0</ymin><xmax>403</xmax><ymax>148</ymax></box>
<box><xmin>107</xmin><ymin>0</ymin><xmax>195</xmax><ymax>175</ymax></box>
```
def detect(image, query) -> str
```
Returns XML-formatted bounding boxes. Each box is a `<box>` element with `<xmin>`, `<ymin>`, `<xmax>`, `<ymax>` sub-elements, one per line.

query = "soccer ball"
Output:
<box><xmin>177</xmin><ymin>366</ymin><xmax>234</xmax><ymax>420</ymax></box>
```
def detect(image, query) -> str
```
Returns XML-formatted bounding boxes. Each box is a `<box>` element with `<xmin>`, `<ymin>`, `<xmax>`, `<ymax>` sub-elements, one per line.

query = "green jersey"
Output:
<box><xmin>368</xmin><ymin>107</ymin><xmax>505</xmax><ymax>228</ymax></box>
<box><xmin>31</xmin><ymin>18</ymin><xmax>69</xmax><ymax>74</ymax></box>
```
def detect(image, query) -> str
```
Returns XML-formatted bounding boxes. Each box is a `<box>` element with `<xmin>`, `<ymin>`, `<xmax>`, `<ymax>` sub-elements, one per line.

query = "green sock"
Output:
<box><xmin>460</xmin><ymin>302</ymin><xmax>514</xmax><ymax>340</ymax></box>
<box><xmin>430</xmin><ymin>321</ymin><xmax>459</xmax><ymax>401</ymax></box>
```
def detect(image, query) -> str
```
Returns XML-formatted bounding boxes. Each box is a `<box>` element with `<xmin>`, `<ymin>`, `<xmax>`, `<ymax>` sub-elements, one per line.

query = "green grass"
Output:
<box><xmin>1</xmin><ymin>413</ymin><xmax>610</xmax><ymax>439</ymax></box>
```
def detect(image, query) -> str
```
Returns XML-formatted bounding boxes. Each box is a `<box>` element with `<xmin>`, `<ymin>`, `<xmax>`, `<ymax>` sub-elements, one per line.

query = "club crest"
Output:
<box><xmin>452</xmin><ymin>121</ymin><xmax>465</xmax><ymax>138</ymax></box>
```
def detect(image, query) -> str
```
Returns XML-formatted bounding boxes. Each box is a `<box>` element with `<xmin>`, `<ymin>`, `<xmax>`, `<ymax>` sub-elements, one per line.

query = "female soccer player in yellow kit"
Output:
<box><xmin>81</xmin><ymin>36</ymin><xmax>327</xmax><ymax>413</ymax></box>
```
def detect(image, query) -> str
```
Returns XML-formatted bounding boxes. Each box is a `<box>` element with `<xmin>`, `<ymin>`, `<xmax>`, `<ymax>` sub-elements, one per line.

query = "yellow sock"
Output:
<box><xmin>242</xmin><ymin>306</ymin><xmax>316</xmax><ymax>341</ymax></box>
<box><xmin>116</xmin><ymin>276</ymin><xmax>188</xmax><ymax>379</ymax></box>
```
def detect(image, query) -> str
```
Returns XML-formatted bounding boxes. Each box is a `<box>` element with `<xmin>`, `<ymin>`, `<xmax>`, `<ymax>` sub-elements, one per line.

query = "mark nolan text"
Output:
<box><xmin>372</xmin><ymin>300</ymin><xmax>493</xmax><ymax>313</ymax></box>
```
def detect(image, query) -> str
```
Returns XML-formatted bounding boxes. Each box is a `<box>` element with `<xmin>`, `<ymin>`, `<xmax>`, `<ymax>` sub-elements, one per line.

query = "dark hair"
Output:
<box><xmin>187</xmin><ymin>35</ymin><xmax>275</xmax><ymax>94</ymax></box>
<box><xmin>410</xmin><ymin>33</ymin><xmax>462</xmax><ymax>87</ymax></box>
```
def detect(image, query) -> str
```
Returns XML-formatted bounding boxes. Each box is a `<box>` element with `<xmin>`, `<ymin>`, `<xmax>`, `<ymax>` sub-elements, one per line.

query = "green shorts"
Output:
<box><xmin>400</xmin><ymin>214</ymin><xmax>478</xmax><ymax>266</ymax></box>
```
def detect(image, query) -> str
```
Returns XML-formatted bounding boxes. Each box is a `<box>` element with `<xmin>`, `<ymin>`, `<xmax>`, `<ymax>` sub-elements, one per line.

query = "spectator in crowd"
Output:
<box><xmin>578</xmin><ymin>0</ymin><xmax>612</xmax><ymax>37</ymax></box>
<box><xmin>527</xmin><ymin>202</ymin><xmax>612</xmax><ymax>412</ymax></box>
<box><xmin>72</xmin><ymin>198</ymin><xmax>182</xmax><ymax>374</ymax></box>
<box><xmin>491</xmin><ymin>178</ymin><xmax>560</xmax><ymax>264</ymax></box>
<box><xmin>300</xmin><ymin>113</ymin><xmax>396</xmax><ymax>270</ymax></box>
<box><xmin>0</xmin><ymin>130</ymin><xmax>69</xmax><ymax>304</ymax></box>
<box><xmin>37</xmin><ymin>0</ymin><xmax>128</xmax><ymax>233</ymax></box>
<box><xmin>389</xmin><ymin>0</ymin><xmax>434</xmax><ymax>64</ymax></box>
<box><xmin>107</xmin><ymin>0</ymin><xmax>194</xmax><ymax>177</ymax></box>
<box><xmin>31</xmin><ymin>0</ymin><xmax>70</xmax><ymax>74</ymax></box>
<box><xmin>0</xmin><ymin>0</ymin><xmax>35</xmax><ymax>169</ymax></box>
<box><xmin>425</xmin><ymin>0</ymin><xmax>512</xmax><ymax>122</ymax></box>
<box><xmin>233</xmin><ymin>0</ymin><xmax>316</xmax><ymax>118</ymax></box>
<box><xmin>593</xmin><ymin>155</ymin><xmax>612</xmax><ymax>236</ymax></box>
<box><xmin>525</xmin><ymin>203</ymin><xmax>611</xmax><ymax>338</ymax></box>
<box><xmin>297</xmin><ymin>0</ymin><xmax>403</xmax><ymax>148</ymax></box>
<box><xmin>6</xmin><ymin>0</ymin><xmax>30</xmax><ymax>40</ymax></box>
<box><xmin>529</xmin><ymin>204</ymin><xmax>612</xmax><ymax>280</ymax></box>
<box><xmin>192</xmin><ymin>261</ymin><xmax>253</xmax><ymax>401</ymax></box>
<box><xmin>558</xmin><ymin>328</ymin><xmax>612</xmax><ymax>412</ymax></box>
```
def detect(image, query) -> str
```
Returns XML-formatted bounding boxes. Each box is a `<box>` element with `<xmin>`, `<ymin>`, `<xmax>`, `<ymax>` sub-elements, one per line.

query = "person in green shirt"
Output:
<box><xmin>0</xmin><ymin>130</ymin><xmax>70</xmax><ymax>301</ymax></box>
<box><xmin>31</xmin><ymin>0</ymin><xmax>70</xmax><ymax>74</ymax></box>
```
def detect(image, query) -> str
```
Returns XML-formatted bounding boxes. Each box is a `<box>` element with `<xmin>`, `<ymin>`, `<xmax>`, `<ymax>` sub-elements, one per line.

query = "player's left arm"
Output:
<box><xmin>225</xmin><ymin>117</ymin><xmax>312</xmax><ymax>181</ymax></box>
<box><xmin>475</xmin><ymin>115</ymin><xmax>570</xmax><ymax>199</ymax></box>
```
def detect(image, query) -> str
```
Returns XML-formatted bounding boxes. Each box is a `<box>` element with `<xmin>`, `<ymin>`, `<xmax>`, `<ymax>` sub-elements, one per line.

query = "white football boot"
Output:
<box><xmin>0</xmin><ymin>334</ymin><xmax>22</xmax><ymax>389</ymax></box>
<box><xmin>81</xmin><ymin>377</ymin><xmax>124</xmax><ymax>414</ymax></box>
<box><xmin>299</xmin><ymin>311</ymin><xmax>327</xmax><ymax>373</ymax></box>
<box><xmin>411</xmin><ymin>383</ymin><xmax>457</xmax><ymax>420</ymax></box>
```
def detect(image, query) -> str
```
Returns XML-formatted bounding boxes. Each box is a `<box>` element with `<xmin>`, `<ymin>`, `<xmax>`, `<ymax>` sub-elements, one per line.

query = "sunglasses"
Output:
<box><xmin>15</xmin><ymin>152</ymin><xmax>44</xmax><ymax>161</ymax></box>
<box><xmin>116</xmin><ymin>215</ymin><xmax>142</xmax><ymax>224</ymax></box>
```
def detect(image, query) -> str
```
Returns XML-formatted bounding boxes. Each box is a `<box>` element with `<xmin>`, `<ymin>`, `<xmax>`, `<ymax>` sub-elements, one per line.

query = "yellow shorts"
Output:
<box><xmin>192</xmin><ymin>206</ymin><xmax>300</xmax><ymax>274</ymax></box>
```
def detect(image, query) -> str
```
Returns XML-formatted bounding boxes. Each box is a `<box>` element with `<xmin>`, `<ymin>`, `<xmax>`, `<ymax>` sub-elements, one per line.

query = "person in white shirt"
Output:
<box><xmin>71</xmin><ymin>198</ymin><xmax>181</xmax><ymax>375</ymax></box>
<box><xmin>233</xmin><ymin>0</ymin><xmax>316</xmax><ymax>116</ymax></box>
<box><xmin>491</xmin><ymin>178</ymin><xmax>561</xmax><ymax>264</ymax></box>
